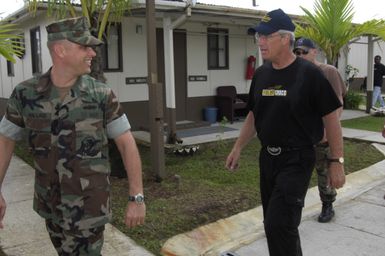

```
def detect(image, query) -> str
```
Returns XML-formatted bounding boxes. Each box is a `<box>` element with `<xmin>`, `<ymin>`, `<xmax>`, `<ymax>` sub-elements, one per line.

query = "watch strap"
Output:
<box><xmin>128</xmin><ymin>193</ymin><xmax>145</xmax><ymax>203</ymax></box>
<box><xmin>327</xmin><ymin>157</ymin><xmax>344</xmax><ymax>164</ymax></box>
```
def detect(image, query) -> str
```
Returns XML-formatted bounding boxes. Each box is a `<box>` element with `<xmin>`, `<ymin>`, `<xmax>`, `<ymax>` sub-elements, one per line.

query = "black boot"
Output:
<box><xmin>318</xmin><ymin>202</ymin><xmax>335</xmax><ymax>223</ymax></box>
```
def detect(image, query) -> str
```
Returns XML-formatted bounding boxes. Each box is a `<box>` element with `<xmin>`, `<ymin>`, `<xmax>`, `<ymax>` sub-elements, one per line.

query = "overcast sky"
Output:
<box><xmin>1</xmin><ymin>0</ymin><xmax>384</xmax><ymax>24</ymax></box>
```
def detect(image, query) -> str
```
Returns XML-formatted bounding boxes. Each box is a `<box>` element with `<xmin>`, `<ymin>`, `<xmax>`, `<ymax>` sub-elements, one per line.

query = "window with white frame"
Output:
<box><xmin>30</xmin><ymin>27</ymin><xmax>42</xmax><ymax>75</ymax></box>
<box><xmin>207</xmin><ymin>28</ymin><xmax>229</xmax><ymax>70</ymax></box>
<box><xmin>102</xmin><ymin>23</ymin><xmax>122</xmax><ymax>72</ymax></box>
<box><xmin>7</xmin><ymin>61</ymin><xmax>14</xmax><ymax>77</ymax></box>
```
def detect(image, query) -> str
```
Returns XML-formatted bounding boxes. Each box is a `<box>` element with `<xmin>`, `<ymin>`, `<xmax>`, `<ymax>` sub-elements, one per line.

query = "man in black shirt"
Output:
<box><xmin>226</xmin><ymin>9</ymin><xmax>345</xmax><ymax>256</ymax></box>
<box><xmin>372</xmin><ymin>55</ymin><xmax>385</xmax><ymax>109</ymax></box>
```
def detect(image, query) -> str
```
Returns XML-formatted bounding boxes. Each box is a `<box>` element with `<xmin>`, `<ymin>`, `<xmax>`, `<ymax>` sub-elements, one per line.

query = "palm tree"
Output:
<box><xmin>0</xmin><ymin>19</ymin><xmax>24</xmax><ymax>63</ymax></box>
<box><xmin>27</xmin><ymin>0</ymin><xmax>131</xmax><ymax>81</ymax></box>
<box><xmin>295</xmin><ymin>0</ymin><xmax>385</xmax><ymax>65</ymax></box>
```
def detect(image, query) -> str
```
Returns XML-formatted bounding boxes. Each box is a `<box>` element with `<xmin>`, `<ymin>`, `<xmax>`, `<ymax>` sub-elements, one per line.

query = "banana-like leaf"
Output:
<box><xmin>296</xmin><ymin>0</ymin><xmax>385</xmax><ymax>65</ymax></box>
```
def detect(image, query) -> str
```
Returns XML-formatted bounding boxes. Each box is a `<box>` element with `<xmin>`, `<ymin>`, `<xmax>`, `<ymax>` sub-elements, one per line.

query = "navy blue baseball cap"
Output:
<box><xmin>248</xmin><ymin>9</ymin><xmax>295</xmax><ymax>35</ymax></box>
<box><xmin>294</xmin><ymin>38</ymin><xmax>316</xmax><ymax>51</ymax></box>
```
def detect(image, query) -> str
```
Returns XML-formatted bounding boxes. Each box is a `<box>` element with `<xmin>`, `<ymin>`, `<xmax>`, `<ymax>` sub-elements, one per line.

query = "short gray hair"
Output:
<box><xmin>277</xmin><ymin>29</ymin><xmax>295</xmax><ymax>48</ymax></box>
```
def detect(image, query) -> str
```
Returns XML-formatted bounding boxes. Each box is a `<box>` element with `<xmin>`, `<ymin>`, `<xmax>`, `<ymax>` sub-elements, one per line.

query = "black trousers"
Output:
<box><xmin>259</xmin><ymin>147</ymin><xmax>315</xmax><ymax>256</ymax></box>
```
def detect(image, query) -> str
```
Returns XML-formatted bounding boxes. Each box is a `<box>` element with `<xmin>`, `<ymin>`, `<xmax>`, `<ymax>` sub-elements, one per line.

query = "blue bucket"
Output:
<box><xmin>204</xmin><ymin>107</ymin><xmax>218</xmax><ymax>123</ymax></box>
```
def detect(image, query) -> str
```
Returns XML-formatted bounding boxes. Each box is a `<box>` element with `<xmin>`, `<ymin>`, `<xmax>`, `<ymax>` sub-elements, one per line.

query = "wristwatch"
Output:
<box><xmin>328</xmin><ymin>157</ymin><xmax>344</xmax><ymax>164</ymax></box>
<box><xmin>128</xmin><ymin>193</ymin><xmax>145</xmax><ymax>204</ymax></box>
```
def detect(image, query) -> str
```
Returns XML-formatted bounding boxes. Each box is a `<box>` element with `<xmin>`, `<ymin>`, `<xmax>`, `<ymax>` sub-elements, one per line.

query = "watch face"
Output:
<box><xmin>339</xmin><ymin>157</ymin><xmax>344</xmax><ymax>164</ymax></box>
<box><xmin>135</xmin><ymin>194</ymin><xmax>144</xmax><ymax>203</ymax></box>
<box><xmin>129</xmin><ymin>193</ymin><xmax>144</xmax><ymax>203</ymax></box>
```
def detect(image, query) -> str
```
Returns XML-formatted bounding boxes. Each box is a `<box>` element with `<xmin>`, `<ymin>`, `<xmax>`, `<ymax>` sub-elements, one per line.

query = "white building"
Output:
<box><xmin>0</xmin><ymin>0</ymin><xmax>356</xmax><ymax>130</ymax></box>
<box><xmin>0</xmin><ymin>1</ymin><xmax>273</xmax><ymax>130</ymax></box>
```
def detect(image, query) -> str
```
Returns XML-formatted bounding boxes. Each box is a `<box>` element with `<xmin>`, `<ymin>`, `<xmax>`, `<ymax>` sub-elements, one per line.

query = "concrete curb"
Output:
<box><xmin>161</xmin><ymin>144</ymin><xmax>385</xmax><ymax>256</ymax></box>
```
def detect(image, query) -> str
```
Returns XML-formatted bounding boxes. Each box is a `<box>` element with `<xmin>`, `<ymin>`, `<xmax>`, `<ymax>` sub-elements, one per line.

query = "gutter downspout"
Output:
<box><xmin>163</xmin><ymin>5</ymin><xmax>192</xmax><ymax>144</ymax></box>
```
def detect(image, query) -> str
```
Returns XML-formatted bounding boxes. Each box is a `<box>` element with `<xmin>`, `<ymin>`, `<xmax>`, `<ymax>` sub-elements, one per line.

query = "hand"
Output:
<box><xmin>328</xmin><ymin>163</ymin><xmax>346</xmax><ymax>189</ymax></box>
<box><xmin>0</xmin><ymin>193</ymin><xmax>6</xmax><ymax>229</ymax></box>
<box><xmin>124</xmin><ymin>202</ymin><xmax>146</xmax><ymax>228</ymax></box>
<box><xmin>225</xmin><ymin>148</ymin><xmax>241</xmax><ymax>171</ymax></box>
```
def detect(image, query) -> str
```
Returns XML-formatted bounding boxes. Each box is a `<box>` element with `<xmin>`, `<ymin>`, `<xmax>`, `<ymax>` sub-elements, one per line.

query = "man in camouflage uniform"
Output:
<box><xmin>293</xmin><ymin>38</ymin><xmax>346</xmax><ymax>223</ymax></box>
<box><xmin>0</xmin><ymin>17</ymin><xmax>145</xmax><ymax>255</ymax></box>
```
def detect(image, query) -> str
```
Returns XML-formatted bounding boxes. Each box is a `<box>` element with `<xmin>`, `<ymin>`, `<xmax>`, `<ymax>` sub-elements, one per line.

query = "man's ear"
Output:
<box><xmin>53</xmin><ymin>43</ymin><xmax>66</xmax><ymax>58</ymax></box>
<box><xmin>281</xmin><ymin>34</ymin><xmax>290</xmax><ymax>46</ymax></box>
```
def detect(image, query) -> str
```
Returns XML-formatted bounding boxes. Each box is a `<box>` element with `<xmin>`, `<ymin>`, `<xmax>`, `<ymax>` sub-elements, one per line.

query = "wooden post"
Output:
<box><xmin>146</xmin><ymin>0</ymin><xmax>166</xmax><ymax>180</ymax></box>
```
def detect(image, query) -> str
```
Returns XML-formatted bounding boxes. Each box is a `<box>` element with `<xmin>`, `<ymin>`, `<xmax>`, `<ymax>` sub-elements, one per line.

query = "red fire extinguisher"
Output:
<box><xmin>246</xmin><ymin>55</ymin><xmax>256</xmax><ymax>80</ymax></box>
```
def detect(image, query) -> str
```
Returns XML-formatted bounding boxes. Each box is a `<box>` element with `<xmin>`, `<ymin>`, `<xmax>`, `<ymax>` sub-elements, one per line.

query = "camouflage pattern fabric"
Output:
<box><xmin>5</xmin><ymin>69</ymin><xmax>124</xmax><ymax>230</ymax></box>
<box><xmin>46</xmin><ymin>16</ymin><xmax>103</xmax><ymax>46</ymax></box>
<box><xmin>315</xmin><ymin>144</ymin><xmax>337</xmax><ymax>203</ymax></box>
<box><xmin>45</xmin><ymin>219</ymin><xmax>104</xmax><ymax>255</ymax></box>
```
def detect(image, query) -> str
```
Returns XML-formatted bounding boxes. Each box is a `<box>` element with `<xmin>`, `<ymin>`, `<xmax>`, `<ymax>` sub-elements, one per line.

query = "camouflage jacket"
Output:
<box><xmin>1</xmin><ymin>69</ymin><xmax>130</xmax><ymax>230</ymax></box>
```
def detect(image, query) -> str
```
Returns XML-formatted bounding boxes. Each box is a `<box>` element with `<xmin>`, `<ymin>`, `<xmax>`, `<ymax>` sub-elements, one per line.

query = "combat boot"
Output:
<box><xmin>318</xmin><ymin>202</ymin><xmax>335</xmax><ymax>223</ymax></box>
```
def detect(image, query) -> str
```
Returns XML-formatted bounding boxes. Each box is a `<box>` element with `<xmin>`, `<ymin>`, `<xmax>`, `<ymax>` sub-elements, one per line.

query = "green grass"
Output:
<box><xmin>341</xmin><ymin>115</ymin><xmax>384</xmax><ymax>132</ymax></box>
<box><xmin>12</xmin><ymin>134</ymin><xmax>385</xmax><ymax>256</ymax></box>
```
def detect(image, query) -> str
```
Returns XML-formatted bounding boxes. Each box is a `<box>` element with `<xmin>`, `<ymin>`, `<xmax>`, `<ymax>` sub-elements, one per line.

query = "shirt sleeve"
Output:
<box><xmin>0</xmin><ymin>116</ymin><xmax>24</xmax><ymax>141</ymax></box>
<box><xmin>4</xmin><ymin>87</ymin><xmax>25</xmax><ymax>128</ymax></box>
<box><xmin>312</xmin><ymin>69</ymin><xmax>342</xmax><ymax>117</ymax></box>
<box><xmin>106</xmin><ymin>114</ymin><xmax>131</xmax><ymax>139</ymax></box>
<box><xmin>105</xmin><ymin>89</ymin><xmax>131</xmax><ymax>139</ymax></box>
<box><xmin>0</xmin><ymin>87</ymin><xmax>25</xmax><ymax>141</ymax></box>
<box><xmin>325</xmin><ymin>65</ymin><xmax>347</xmax><ymax>100</ymax></box>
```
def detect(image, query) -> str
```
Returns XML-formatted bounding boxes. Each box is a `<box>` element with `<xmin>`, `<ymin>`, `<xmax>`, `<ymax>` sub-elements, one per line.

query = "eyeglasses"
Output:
<box><xmin>255</xmin><ymin>33</ymin><xmax>282</xmax><ymax>41</ymax></box>
<box><xmin>294</xmin><ymin>49</ymin><xmax>309</xmax><ymax>56</ymax></box>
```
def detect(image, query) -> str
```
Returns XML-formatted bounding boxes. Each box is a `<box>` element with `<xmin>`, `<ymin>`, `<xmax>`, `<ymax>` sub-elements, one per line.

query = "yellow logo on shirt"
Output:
<box><xmin>262</xmin><ymin>85</ymin><xmax>287</xmax><ymax>97</ymax></box>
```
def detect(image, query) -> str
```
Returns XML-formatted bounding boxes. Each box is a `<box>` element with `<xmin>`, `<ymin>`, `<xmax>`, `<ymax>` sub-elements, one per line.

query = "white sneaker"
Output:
<box><xmin>371</xmin><ymin>106</ymin><xmax>379</xmax><ymax>111</ymax></box>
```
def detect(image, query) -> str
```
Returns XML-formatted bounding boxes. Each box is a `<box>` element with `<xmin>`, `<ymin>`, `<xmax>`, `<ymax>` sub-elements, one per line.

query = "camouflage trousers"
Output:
<box><xmin>45</xmin><ymin>220</ymin><xmax>105</xmax><ymax>256</ymax></box>
<box><xmin>315</xmin><ymin>143</ymin><xmax>337</xmax><ymax>203</ymax></box>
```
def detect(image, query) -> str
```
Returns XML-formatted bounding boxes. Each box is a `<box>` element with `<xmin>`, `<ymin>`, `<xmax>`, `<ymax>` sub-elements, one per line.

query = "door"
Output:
<box><xmin>156</xmin><ymin>29</ymin><xmax>187</xmax><ymax>121</ymax></box>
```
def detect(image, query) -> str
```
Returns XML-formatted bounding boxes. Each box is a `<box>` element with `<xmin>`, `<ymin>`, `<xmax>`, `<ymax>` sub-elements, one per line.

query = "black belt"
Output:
<box><xmin>263</xmin><ymin>145</ymin><xmax>314</xmax><ymax>156</ymax></box>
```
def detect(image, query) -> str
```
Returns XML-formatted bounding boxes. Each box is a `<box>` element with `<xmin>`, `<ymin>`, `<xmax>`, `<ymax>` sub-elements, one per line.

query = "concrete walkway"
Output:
<box><xmin>161</xmin><ymin>110</ymin><xmax>385</xmax><ymax>256</ymax></box>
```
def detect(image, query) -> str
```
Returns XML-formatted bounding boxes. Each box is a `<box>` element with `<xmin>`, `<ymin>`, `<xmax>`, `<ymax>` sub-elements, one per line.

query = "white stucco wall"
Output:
<box><xmin>185</xmin><ymin>22</ymin><xmax>256</xmax><ymax>98</ymax></box>
<box><xmin>0</xmin><ymin>14</ymin><xmax>259</xmax><ymax>103</ymax></box>
<box><xmin>104</xmin><ymin>16</ymin><xmax>257</xmax><ymax>102</ymax></box>
<box><xmin>105</xmin><ymin>17</ymin><xmax>149</xmax><ymax>102</ymax></box>
<box><xmin>0</xmin><ymin>14</ymin><xmax>54</xmax><ymax>98</ymax></box>
<box><xmin>348</xmin><ymin>37</ymin><xmax>385</xmax><ymax>78</ymax></box>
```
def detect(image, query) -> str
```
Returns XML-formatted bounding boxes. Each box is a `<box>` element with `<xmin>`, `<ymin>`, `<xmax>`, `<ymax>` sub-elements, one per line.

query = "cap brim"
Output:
<box><xmin>294</xmin><ymin>46</ymin><xmax>310</xmax><ymax>51</ymax></box>
<box><xmin>69</xmin><ymin>36</ymin><xmax>104</xmax><ymax>46</ymax></box>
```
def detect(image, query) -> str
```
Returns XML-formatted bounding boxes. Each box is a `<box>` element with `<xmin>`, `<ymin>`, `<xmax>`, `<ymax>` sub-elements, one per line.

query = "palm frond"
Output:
<box><xmin>27</xmin><ymin>0</ymin><xmax>131</xmax><ymax>40</ymax></box>
<box><xmin>0</xmin><ymin>21</ymin><xmax>24</xmax><ymax>62</ymax></box>
<box><xmin>296</xmin><ymin>0</ymin><xmax>385</xmax><ymax>64</ymax></box>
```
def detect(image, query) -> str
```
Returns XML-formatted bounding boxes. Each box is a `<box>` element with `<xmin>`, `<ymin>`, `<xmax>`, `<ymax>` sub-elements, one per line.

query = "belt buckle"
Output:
<box><xmin>267</xmin><ymin>146</ymin><xmax>281</xmax><ymax>156</ymax></box>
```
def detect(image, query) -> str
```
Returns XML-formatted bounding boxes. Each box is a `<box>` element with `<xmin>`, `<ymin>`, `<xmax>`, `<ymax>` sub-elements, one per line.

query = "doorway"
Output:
<box><xmin>156</xmin><ymin>29</ymin><xmax>187</xmax><ymax>121</ymax></box>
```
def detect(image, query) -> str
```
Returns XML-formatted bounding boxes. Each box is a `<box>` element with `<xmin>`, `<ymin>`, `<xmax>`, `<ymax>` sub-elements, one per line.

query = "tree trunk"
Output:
<box><xmin>89</xmin><ymin>12</ymin><xmax>106</xmax><ymax>82</ymax></box>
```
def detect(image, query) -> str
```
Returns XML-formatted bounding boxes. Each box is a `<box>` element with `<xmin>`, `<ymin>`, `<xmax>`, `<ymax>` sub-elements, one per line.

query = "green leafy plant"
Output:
<box><xmin>344</xmin><ymin>90</ymin><xmax>363</xmax><ymax>109</ymax></box>
<box><xmin>213</xmin><ymin>116</ymin><xmax>229</xmax><ymax>156</ymax></box>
